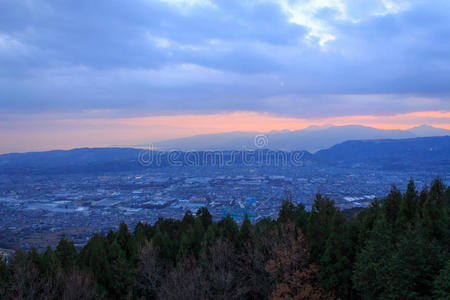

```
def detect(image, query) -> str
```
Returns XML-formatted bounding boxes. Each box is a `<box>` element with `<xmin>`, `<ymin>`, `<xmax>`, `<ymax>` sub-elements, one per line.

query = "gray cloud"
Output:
<box><xmin>0</xmin><ymin>0</ymin><xmax>449</xmax><ymax>118</ymax></box>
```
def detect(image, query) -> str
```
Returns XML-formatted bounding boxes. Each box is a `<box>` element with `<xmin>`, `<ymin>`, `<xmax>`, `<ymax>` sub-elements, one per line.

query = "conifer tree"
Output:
<box><xmin>433</xmin><ymin>260</ymin><xmax>450</xmax><ymax>299</ymax></box>
<box><xmin>240</xmin><ymin>213</ymin><xmax>252</xmax><ymax>244</ymax></box>
<box><xmin>0</xmin><ymin>256</ymin><xmax>9</xmax><ymax>298</ymax></box>
<box><xmin>383</xmin><ymin>185</ymin><xmax>402</xmax><ymax>229</ymax></box>
<box><xmin>353</xmin><ymin>215</ymin><xmax>394</xmax><ymax>299</ymax></box>
<box><xmin>397</xmin><ymin>179</ymin><xmax>418</xmax><ymax>229</ymax></box>
<box><xmin>306</xmin><ymin>194</ymin><xmax>338</xmax><ymax>263</ymax></box>
<box><xmin>80</xmin><ymin>234</ymin><xmax>109</xmax><ymax>288</ymax></box>
<box><xmin>423</xmin><ymin>179</ymin><xmax>448</xmax><ymax>241</ymax></box>
<box><xmin>196</xmin><ymin>207</ymin><xmax>213</xmax><ymax>230</ymax></box>
<box><xmin>56</xmin><ymin>236</ymin><xmax>78</xmax><ymax>272</ymax></box>
<box><xmin>40</xmin><ymin>246</ymin><xmax>61</xmax><ymax>277</ymax></box>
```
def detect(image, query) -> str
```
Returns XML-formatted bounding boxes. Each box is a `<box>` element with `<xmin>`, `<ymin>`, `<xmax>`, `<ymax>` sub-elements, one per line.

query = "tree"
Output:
<box><xmin>158</xmin><ymin>258</ymin><xmax>210</xmax><ymax>300</ymax></box>
<box><xmin>383</xmin><ymin>185</ymin><xmax>402</xmax><ymax>229</ymax></box>
<box><xmin>384</xmin><ymin>233</ymin><xmax>445</xmax><ymax>298</ymax></box>
<box><xmin>240</xmin><ymin>213</ymin><xmax>252</xmax><ymax>245</ymax></box>
<box><xmin>217</xmin><ymin>214</ymin><xmax>239</xmax><ymax>245</ymax></box>
<box><xmin>278</xmin><ymin>200</ymin><xmax>296</xmax><ymax>223</ymax></box>
<box><xmin>136</xmin><ymin>240</ymin><xmax>162</xmax><ymax>299</ymax></box>
<box><xmin>200</xmin><ymin>239</ymin><xmax>243</xmax><ymax>299</ymax></box>
<box><xmin>80</xmin><ymin>234</ymin><xmax>109</xmax><ymax>289</ymax></box>
<box><xmin>319</xmin><ymin>210</ymin><xmax>353</xmax><ymax>298</ymax></box>
<box><xmin>9</xmin><ymin>249</ymin><xmax>41</xmax><ymax>300</ymax></box>
<box><xmin>116</xmin><ymin>222</ymin><xmax>136</xmax><ymax>262</ymax></box>
<box><xmin>196</xmin><ymin>207</ymin><xmax>213</xmax><ymax>230</ymax></box>
<box><xmin>397</xmin><ymin>179</ymin><xmax>418</xmax><ymax>229</ymax></box>
<box><xmin>56</xmin><ymin>236</ymin><xmax>78</xmax><ymax>272</ymax></box>
<box><xmin>63</xmin><ymin>268</ymin><xmax>98</xmax><ymax>300</ymax></box>
<box><xmin>238</xmin><ymin>218</ymin><xmax>277</xmax><ymax>299</ymax></box>
<box><xmin>306</xmin><ymin>194</ymin><xmax>339</xmax><ymax>263</ymax></box>
<box><xmin>0</xmin><ymin>256</ymin><xmax>9</xmax><ymax>298</ymax></box>
<box><xmin>352</xmin><ymin>216</ymin><xmax>394</xmax><ymax>299</ymax></box>
<box><xmin>433</xmin><ymin>260</ymin><xmax>450</xmax><ymax>299</ymax></box>
<box><xmin>40</xmin><ymin>247</ymin><xmax>61</xmax><ymax>276</ymax></box>
<box><xmin>265</xmin><ymin>223</ymin><xmax>330</xmax><ymax>299</ymax></box>
<box><xmin>108</xmin><ymin>240</ymin><xmax>134</xmax><ymax>298</ymax></box>
<box><xmin>181</xmin><ymin>210</ymin><xmax>195</xmax><ymax>230</ymax></box>
<box><xmin>422</xmin><ymin>179</ymin><xmax>448</xmax><ymax>242</ymax></box>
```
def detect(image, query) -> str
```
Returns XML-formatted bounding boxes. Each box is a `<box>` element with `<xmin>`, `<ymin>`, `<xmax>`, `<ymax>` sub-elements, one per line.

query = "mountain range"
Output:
<box><xmin>1</xmin><ymin>135</ymin><xmax>449</xmax><ymax>175</ymax></box>
<box><xmin>151</xmin><ymin>124</ymin><xmax>450</xmax><ymax>152</ymax></box>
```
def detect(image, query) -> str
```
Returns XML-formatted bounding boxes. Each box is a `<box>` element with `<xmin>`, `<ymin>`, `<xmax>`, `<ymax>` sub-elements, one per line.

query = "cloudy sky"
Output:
<box><xmin>1</xmin><ymin>0</ymin><xmax>450</xmax><ymax>152</ymax></box>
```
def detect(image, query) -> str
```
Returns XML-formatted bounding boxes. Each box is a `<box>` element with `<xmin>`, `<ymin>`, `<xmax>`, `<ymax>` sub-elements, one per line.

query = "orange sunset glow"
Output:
<box><xmin>2</xmin><ymin>110</ymin><xmax>449</xmax><ymax>153</ymax></box>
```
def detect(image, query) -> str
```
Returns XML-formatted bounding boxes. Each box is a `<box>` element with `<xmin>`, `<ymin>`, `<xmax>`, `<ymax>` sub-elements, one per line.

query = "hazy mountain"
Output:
<box><xmin>150</xmin><ymin>131</ymin><xmax>259</xmax><ymax>151</ymax></box>
<box><xmin>2</xmin><ymin>136</ymin><xmax>449</xmax><ymax>174</ymax></box>
<box><xmin>0</xmin><ymin>148</ymin><xmax>145</xmax><ymax>174</ymax></box>
<box><xmin>408</xmin><ymin>124</ymin><xmax>450</xmax><ymax>137</ymax></box>
<box><xmin>152</xmin><ymin>124</ymin><xmax>449</xmax><ymax>152</ymax></box>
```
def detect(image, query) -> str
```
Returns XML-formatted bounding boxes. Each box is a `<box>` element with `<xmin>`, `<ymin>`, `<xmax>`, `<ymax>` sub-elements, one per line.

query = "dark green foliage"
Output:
<box><xmin>56</xmin><ymin>235</ymin><xmax>78</xmax><ymax>272</ymax></box>
<box><xmin>423</xmin><ymin>179</ymin><xmax>449</xmax><ymax>242</ymax></box>
<box><xmin>383</xmin><ymin>185</ymin><xmax>402</xmax><ymax>229</ymax></box>
<box><xmin>240</xmin><ymin>213</ymin><xmax>251</xmax><ymax>244</ymax></box>
<box><xmin>433</xmin><ymin>260</ymin><xmax>450</xmax><ymax>299</ymax></box>
<box><xmin>1</xmin><ymin>179</ymin><xmax>449</xmax><ymax>299</ymax></box>
<box><xmin>80</xmin><ymin>234</ymin><xmax>109</xmax><ymax>288</ymax></box>
<box><xmin>196</xmin><ymin>207</ymin><xmax>212</xmax><ymax>230</ymax></box>
<box><xmin>40</xmin><ymin>246</ymin><xmax>61</xmax><ymax>277</ymax></box>
<box><xmin>109</xmin><ymin>241</ymin><xmax>134</xmax><ymax>298</ymax></box>
<box><xmin>306</xmin><ymin>194</ymin><xmax>339</xmax><ymax>262</ymax></box>
<box><xmin>0</xmin><ymin>257</ymin><xmax>8</xmax><ymax>297</ymax></box>
<box><xmin>397</xmin><ymin>179</ymin><xmax>418</xmax><ymax>228</ymax></box>
<box><xmin>353</xmin><ymin>216</ymin><xmax>395</xmax><ymax>299</ymax></box>
<box><xmin>216</xmin><ymin>214</ymin><xmax>239</xmax><ymax>244</ymax></box>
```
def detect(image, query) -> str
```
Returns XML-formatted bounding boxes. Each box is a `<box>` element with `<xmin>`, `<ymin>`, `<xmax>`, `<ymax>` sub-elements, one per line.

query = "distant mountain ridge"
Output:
<box><xmin>151</xmin><ymin>124</ymin><xmax>450</xmax><ymax>152</ymax></box>
<box><xmin>1</xmin><ymin>136</ymin><xmax>449</xmax><ymax>174</ymax></box>
<box><xmin>315</xmin><ymin>136</ymin><xmax>450</xmax><ymax>170</ymax></box>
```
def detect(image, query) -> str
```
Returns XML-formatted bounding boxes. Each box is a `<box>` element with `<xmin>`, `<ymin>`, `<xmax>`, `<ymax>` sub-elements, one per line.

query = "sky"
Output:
<box><xmin>1</xmin><ymin>0</ymin><xmax>450</xmax><ymax>153</ymax></box>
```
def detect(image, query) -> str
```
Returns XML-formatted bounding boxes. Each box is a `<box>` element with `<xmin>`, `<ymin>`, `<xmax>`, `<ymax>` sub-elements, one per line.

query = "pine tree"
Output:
<box><xmin>116</xmin><ymin>222</ymin><xmax>136</xmax><ymax>262</ymax></box>
<box><xmin>397</xmin><ymin>179</ymin><xmax>418</xmax><ymax>229</ymax></box>
<box><xmin>56</xmin><ymin>236</ymin><xmax>78</xmax><ymax>272</ymax></box>
<box><xmin>385</xmin><ymin>232</ymin><xmax>445</xmax><ymax>298</ymax></box>
<box><xmin>240</xmin><ymin>213</ymin><xmax>252</xmax><ymax>245</ymax></box>
<box><xmin>319</xmin><ymin>209</ymin><xmax>353</xmax><ymax>298</ymax></box>
<box><xmin>278</xmin><ymin>200</ymin><xmax>296</xmax><ymax>223</ymax></box>
<box><xmin>40</xmin><ymin>246</ymin><xmax>61</xmax><ymax>277</ymax></box>
<box><xmin>353</xmin><ymin>216</ymin><xmax>394</xmax><ymax>299</ymax></box>
<box><xmin>433</xmin><ymin>260</ymin><xmax>450</xmax><ymax>299</ymax></box>
<box><xmin>383</xmin><ymin>185</ymin><xmax>402</xmax><ymax>229</ymax></box>
<box><xmin>181</xmin><ymin>210</ymin><xmax>195</xmax><ymax>229</ymax></box>
<box><xmin>134</xmin><ymin>221</ymin><xmax>147</xmax><ymax>248</ymax></box>
<box><xmin>108</xmin><ymin>240</ymin><xmax>134</xmax><ymax>298</ymax></box>
<box><xmin>196</xmin><ymin>207</ymin><xmax>212</xmax><ymax>230</ymax></box>
<box><xmin>0</xmin><ymin>256</ymin><xmax>9</xmax><ymax>298</ymax></box>
<box><xmin>306</xmin><ymin>194</ymin><xmax>338</xmax><ymax>263</ymax></box>
<box><xmin>80</xmin><ymin>234</ymin><xmax>109</xmax><ymax>288</ymax></box>
<box><xmin>217</xmin><ymin>214</ymin><xmax>239</xmax><ymax>245</ymax></box>
<box><xmin>423</xmin><ymin>179</ymin><xmax>448</xmax><ymax>241</ymax></box>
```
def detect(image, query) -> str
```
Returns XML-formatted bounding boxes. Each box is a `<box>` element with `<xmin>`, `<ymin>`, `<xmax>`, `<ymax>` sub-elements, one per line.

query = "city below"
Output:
<box><xmin>1</xmin><ymin>145</ymin><xmax>448</xmax><ymax>251</ymax></box>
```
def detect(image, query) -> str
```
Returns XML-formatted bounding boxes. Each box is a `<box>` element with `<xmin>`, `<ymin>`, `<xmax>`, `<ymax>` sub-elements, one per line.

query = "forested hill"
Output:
<box><xmin>315</xmin><ymin>135</ymin><xmax>450</xmax><ymax>169</ymax></box>
<box><xmin>0</xmin><ymin>179</ymin><xmax>449</xmax><ymax>299</ymax></box>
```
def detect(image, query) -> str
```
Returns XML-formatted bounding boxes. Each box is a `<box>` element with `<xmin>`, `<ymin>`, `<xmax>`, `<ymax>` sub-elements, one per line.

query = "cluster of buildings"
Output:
<box><xmin>0</xmin><ymin>165</ymin><xmax>447</xmax><ymax>250</ymax></box>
